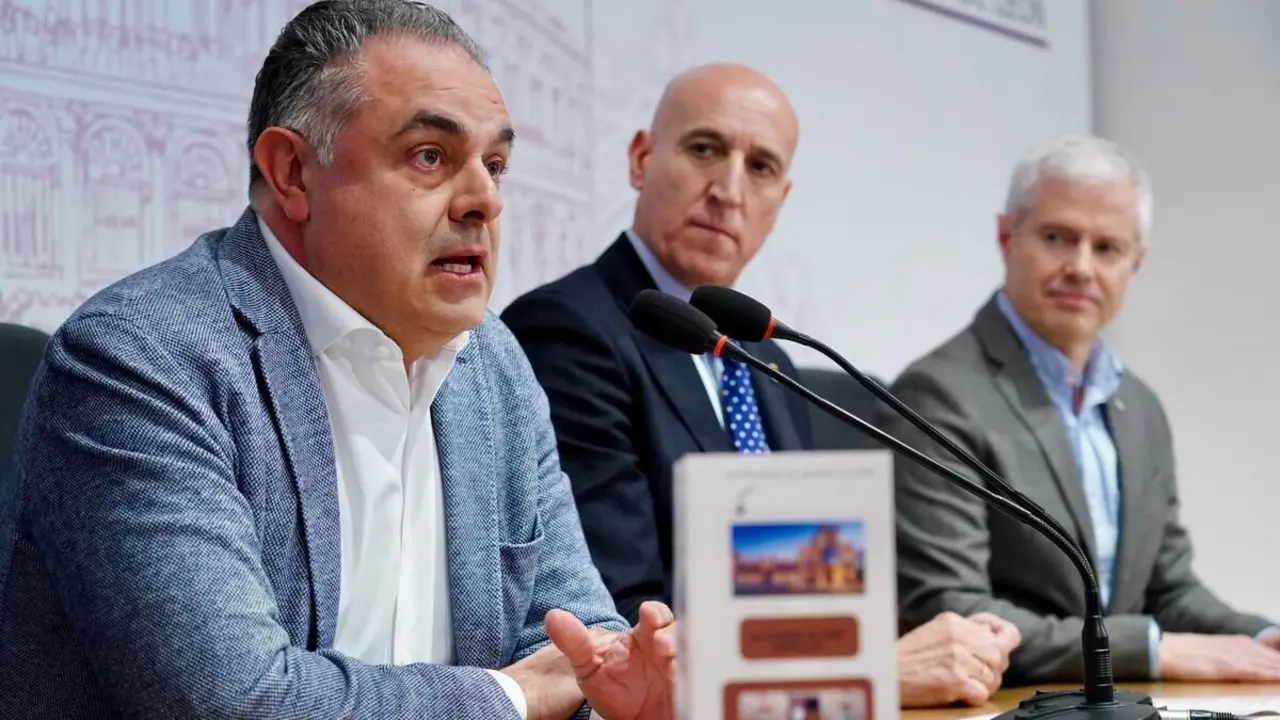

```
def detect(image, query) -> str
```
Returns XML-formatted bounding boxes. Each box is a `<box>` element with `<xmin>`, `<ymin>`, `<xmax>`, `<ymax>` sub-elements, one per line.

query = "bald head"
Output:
<box><xmin>628</xmin><ymin>62</ymin><xmax>798</xmax><ymax>289</ymax></box>
<box><xmin>650</xmin><ymin>63</ymin><xmax>799</xmax><ymax>158</ymax></box>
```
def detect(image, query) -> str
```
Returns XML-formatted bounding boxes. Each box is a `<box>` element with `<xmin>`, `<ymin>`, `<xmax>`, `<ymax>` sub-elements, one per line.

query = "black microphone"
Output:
<box><xmin>627</xmin><ymin>289</ymin><xmax>1074</xmax><ymax>566</ymax></box>
<box><xmin>633</xmin><ymin>288</ymin><xmax>1158</xmax><ymax>720</ymax></box>
<box><xmin>688</xmin><ymin>286</ymin><xmax>1091</xmax><ymax>606</ymax></box>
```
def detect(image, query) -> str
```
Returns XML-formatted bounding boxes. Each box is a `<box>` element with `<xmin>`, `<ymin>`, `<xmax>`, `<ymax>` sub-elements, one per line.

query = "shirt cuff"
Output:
<box><xmin>1147</xmin><ymin>619</ymin><xmax>1162</xmax><ymax>679</ymax></box>
<box><xmin>485</xmin><ymin>669</ymin><xmax>528</xmax><ymax>719</ymax></box>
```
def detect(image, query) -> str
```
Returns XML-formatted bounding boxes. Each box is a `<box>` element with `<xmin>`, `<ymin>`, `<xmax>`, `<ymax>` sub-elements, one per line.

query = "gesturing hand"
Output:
<box><xmin>545</xmin><ymin>601</ymin><xmax>677</xmax><ymax>720</ymax></box>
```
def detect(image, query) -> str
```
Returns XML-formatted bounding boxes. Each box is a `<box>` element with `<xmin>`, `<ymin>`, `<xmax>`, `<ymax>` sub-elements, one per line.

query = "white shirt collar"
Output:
<box><xmin>257</xmin><ymin>213</ymin><xmax>470</xmax><ymax>358</ymax></box>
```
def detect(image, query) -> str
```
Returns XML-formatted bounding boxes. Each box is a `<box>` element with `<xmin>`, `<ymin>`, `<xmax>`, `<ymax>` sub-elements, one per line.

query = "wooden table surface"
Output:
<box><xmin>902</xmin><ymin>683</ymin><xmax>1280</xmax><ymax>720</ymax></box>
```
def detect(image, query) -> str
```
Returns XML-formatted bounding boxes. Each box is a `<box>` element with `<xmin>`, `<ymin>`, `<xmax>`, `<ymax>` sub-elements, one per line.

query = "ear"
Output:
<box><xmin>996</xmin><ymin>213</ymin><xmax>1014</xmax><ymax>257</ymax></box>
<box><xmin>252</xmin><ymin>127</ymin><xmax>313</xmax><ymax>224</ymax></box>
<box><xmin>627</xmin><ymin>130</ymin><xmax>651</xmax><ymax>191</ymax></box>
<box><xmin>781</xmin><ymin>178</ymin><xmax>793</xmax><ymax>203</ymax></box>
<box><xmin>1132</xmin><ymin>242</ymin><xmax>1147</xmax><ymax>274</ymax></box>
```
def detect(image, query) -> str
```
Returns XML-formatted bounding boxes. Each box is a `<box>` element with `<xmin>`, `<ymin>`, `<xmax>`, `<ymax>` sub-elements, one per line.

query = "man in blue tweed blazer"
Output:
<box><xmin>0</xmin><ymin>2</ymin><xmax>675</xmax><ymax>718</ymax></box>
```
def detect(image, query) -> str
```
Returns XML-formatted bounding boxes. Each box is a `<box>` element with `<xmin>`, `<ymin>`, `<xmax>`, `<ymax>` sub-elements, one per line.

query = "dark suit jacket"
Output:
<box><xmin>501</xmin><ymin>234</ymin><xmax>813</xmax><ymax>622</ymax></box>
<box><xmin>882</xmin><ymin>294</ymin><xmax>1273</xmax><ymax>685</ymax></box>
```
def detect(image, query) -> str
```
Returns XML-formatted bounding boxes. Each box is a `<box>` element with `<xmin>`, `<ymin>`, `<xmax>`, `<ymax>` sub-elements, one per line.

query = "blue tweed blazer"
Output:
<box><xmin>0</xmin><ymin>208</ymin><xmax>628</xmax><ymax>719</ymax></box>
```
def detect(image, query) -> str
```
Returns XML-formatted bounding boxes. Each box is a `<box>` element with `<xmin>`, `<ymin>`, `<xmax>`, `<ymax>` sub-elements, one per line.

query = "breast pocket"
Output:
<box><xmin>497</xmin><ymin>510</ymin><xmax>546</xmax><ymax>637</ymax></box>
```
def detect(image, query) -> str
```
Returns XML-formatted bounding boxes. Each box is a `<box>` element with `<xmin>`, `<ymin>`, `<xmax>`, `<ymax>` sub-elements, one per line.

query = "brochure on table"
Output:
<box><xmin>674</xmin><ymin>449</ymin><xmax>898</xmax><ymax>720</ymax></box>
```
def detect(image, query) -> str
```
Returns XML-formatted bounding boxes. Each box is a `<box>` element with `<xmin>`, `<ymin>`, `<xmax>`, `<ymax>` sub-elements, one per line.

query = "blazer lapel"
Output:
<box><xmin>1106</xmin><ymin>385</ymin><xmax>1148</xmax><ymax>611</ymax></box>
<box><xmin>218</xmin><ymin>207</ymin><xmax>342</xmax><ymax>649</ymax></box>
<box><xmin>254</xmin><ymin>333</ymin><xmax>342</xmax><ymax>649</ymax></box>
<box><xmin>973</xmin><ymin>297</ymin><xmax>1098</xmax><ymax>561</ymax></box>
<box><xmin>432</xmin><ymin>353</ymin><xmax>504</xmax><ymax>669</ymax></box>
<box><xmin>635</xmin><ymin>336</ymin><xmax>733</xmax><ymax>452</ymax></box>
<box><xmin>747</xmin><ymin>346</ymin><xmax>803</xmax><ymax>452</ymax></box>
<box><xmin>595</xmin><ymin>234</ymin><xmax>733</xmax><ymax>453</ymax></box>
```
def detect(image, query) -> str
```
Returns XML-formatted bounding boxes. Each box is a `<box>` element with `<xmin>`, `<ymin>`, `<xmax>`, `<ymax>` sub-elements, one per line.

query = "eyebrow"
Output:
<box><xmin>392</xmin><ymin>110</ymin><xmax>516</xmax><ymax>148</ymax></box>
<box><xmin>1040</xmin><ymin>221</ymin><xmax>1134</xmax><ymax>245</ymax></box>
<box><xmin>681</xmin><ymin>126</ymin><xmax>783</xmax><ymax>169</ymax></box>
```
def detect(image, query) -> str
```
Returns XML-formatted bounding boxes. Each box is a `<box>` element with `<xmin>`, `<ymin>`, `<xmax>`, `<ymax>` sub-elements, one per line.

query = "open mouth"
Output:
<box><xmin>432</xmin><ymin>255</ymin><xmax>483</xmax><ymax>275</ymax></box>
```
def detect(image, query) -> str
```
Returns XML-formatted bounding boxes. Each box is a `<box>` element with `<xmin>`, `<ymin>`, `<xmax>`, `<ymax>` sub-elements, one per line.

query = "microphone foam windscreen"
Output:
<box><xmin>689</xmin><ymin>286</ymin><xmax>772</xmax><ymax>341</ymax></box>
<box><xmin>628</xmin><ymin>289</ymin><xmax>718</xmax><ymax>354</ymax></box>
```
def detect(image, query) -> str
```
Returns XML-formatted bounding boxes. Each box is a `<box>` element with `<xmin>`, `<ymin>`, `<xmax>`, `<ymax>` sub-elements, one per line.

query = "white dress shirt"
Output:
<box><xmin>260</xmin><ymin>217</ymin><xmax>527</xmax><ymax>717</ymax></box>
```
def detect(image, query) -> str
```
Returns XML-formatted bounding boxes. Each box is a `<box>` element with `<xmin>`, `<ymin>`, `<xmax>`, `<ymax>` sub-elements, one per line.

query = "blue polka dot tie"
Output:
<box><xmin>720</xmin><ymin>359</ymin><xmax>770</xmax><ymax>453</ymax></box>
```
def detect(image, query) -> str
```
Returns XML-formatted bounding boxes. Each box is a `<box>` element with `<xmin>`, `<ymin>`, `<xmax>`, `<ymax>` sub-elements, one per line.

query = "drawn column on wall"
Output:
<box><xmin>588</xmin><ymin>0</ymin><xmax>696</xmax><ymax>248</ymax></box>
<box><xmin>0</xmin><ymin>0</ymin><xmax>292</xmax><ymax>330</ymax></box>
<box><xmin>0</xmin><ymin>0</ymin><xmax>700</xmax><ymax>327</ymax></box>
<box><xmin>0</xmin><ymin>100</ymin><xmax>62</xmax><ymax>324</ymax></box>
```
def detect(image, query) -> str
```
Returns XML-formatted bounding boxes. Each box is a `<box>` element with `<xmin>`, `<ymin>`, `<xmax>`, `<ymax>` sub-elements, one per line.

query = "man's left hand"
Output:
<box><xmin>546</xmin><ymin>601</ymin><xmax>677</xmax><ymax>720</ymax></box>
<box><xmin>1257</xmin><ymin>627</ymin><xmax>1280</xmax><ymax>652</ymax></box>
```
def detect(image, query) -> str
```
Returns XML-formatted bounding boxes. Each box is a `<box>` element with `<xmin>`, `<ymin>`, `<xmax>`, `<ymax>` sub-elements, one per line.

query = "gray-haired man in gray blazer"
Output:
<box><xmin>884</xmin><ymin>134</ymin><xmax>1280</xmax><ymax>686</ymax></box>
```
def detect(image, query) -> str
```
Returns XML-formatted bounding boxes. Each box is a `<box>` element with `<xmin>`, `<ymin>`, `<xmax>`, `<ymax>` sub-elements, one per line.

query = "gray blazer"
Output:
<box><xmin>0</xmin><ymin>208</ymin><xmax>628</xmax><ymax>719</ymax></box>
<box><xmin>884</xmin><ymin>294</ymin><xmax>1271</xmax><ymax>684</ymax></box>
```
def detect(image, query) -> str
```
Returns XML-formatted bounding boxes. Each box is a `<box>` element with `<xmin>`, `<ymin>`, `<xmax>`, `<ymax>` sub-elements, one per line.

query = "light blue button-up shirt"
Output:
<box><xmin>996</xmin><ymin>292</ymin><xmax>1123</xmax><ymax>606</ymax></box>
<box><xmin>994</xmin><ymin>292</ymin><xmax>1166</xmax><ymax>672</ymax></box>
<box><xmin>996</xmin><ymin>291</ymin><xmax>1276</xmax><ymax>675</ymax></box>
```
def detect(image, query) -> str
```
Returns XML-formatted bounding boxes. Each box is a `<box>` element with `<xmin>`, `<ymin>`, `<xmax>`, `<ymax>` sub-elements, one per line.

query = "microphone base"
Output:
<box><xmin>994</xmin><ymin>689</ymin><xmax>1160</xmax><ymax>720</ymax></box>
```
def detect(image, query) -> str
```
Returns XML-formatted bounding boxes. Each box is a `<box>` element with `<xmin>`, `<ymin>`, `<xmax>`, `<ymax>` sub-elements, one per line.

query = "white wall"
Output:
<box><xmin>0</xmin><ymin>0</ymin><xmax>1091</xmax><ymax>384</ymax></box>
<box><xmin>1092</xmin><ymin>0</ymin><xmax>1280</xmax><ymax>620</ymax></box>
<box><xmin>678</xmin><ymin>0</ymin><xmax>1093</xmax><ymax>378</ymax></box>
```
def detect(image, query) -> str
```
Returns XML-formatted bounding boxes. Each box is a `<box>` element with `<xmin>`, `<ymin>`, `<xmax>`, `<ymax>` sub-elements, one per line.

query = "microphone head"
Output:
<box><xmin>689</xmin><ymin>285</ymin><xmax>774</xmax><ymax>341</ymax></box>
<box><xmin>628</xmin><ymin>289</ymin><xmax>720</xmax><ymax>354</ymax></box>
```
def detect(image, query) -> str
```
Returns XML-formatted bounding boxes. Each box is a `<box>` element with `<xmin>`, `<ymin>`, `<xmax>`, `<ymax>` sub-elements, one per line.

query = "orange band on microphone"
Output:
<box><xmin>764</xmin><ymin>316</ymin><xmax>776</xmax><ymax>339</ymax></box>
<box><xmin>713</xmin><ymin>335</ymin><xmax>728</xmax><ymax>357</ymax></box>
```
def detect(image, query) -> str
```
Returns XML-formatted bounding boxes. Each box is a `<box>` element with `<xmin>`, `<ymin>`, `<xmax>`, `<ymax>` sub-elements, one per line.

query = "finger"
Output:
<box><xmin>1224</xmin><ymin>646</ymin><xmax>1280</xmax><ymax>682</ymax></box>
<box><xmin>954</xmin><ymin>645</ymin><xmax>999</xmax><ymax>695</ymax></box>
<box><xmin>988</xmin><ymin>634</ymin><xmax>1013</xmax><ymax>674</ymax></box>
<box><xmin>993</xmin><ymin>649</ymin><xmax>1011</xmax><ymax>675</ymax></box>
<box><xmin>959</xmin><ymin>677</ymin><xmax>992</xmax><ymax>706</ymax></box>
<box><xmin>961</xmin><ymin>651</ymin><xmax>997</xmax><ymax>692</ymax></box>
<box><xmin>947</xmin><ymin>649</ymin><xmax>993</xmax><ymax>707</ymax></box>
<box><xmin>651</xmin><ymin>624</ymin><xmax>678</xmax><ymax>660</ymax></box>
<box><xmin>1248</xmin><ymin>647</ymin><xmax>1280</xmax><ymax>679</ymax></box>
<box><xmin>1241</xmin><ymin>660</ymin><xmax>1280</xmax><ymax>683</ymax></box>
<box><xmin>964</xmin><ymin>639</ymin><xmax>1004</xmax><ymax>670</ymax></box>
<box><xmin>638</xmin><ymin>601</ymin><xmax>676</xmax><ymax>632</ymax></box>
<box><xmin>545</xmin><ymin>609</ymin><xmax>602</xmax><ymax>675</ymax></box>
<box><xmin>1258</xmin><ymin>630</ymin><xmax>1280</xmax><ymax>651</ymax></box>
<box><xmin>992</xmin><ymin>624</ymin><xmax>1021</xmax><ymax>654</ymax></box>
<box><xmin>980</xmin><ymin>664</ymin><xmax>1002</xmax><ymax>693</ymax></box>
<box><xmin>1246</xmin><ymin>643</ymin><xmax>1280</xmax><ymax>665</ymax></box>
<box><xmin>967</xmin><ymin>612</ymin><xmax>1003</xmax><ymax>628</ymax></box>
<box><xmin>969</xmin><ymin>613</ymin><xmax>1020</xmax><ymax>653</ymax></box>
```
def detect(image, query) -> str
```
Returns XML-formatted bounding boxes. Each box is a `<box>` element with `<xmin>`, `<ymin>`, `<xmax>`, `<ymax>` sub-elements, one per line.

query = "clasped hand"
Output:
<box><xmin>898</xmin><ymin>611</ymin><xmax>1021</xmax><ymax>708</ymax></box>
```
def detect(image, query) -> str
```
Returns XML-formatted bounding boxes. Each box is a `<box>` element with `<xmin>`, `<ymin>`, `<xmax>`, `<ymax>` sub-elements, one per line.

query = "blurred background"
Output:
<box><xmin>1</xmin><ymin>0</ymin><xmax>1275</xmax><ymax>617</ymax></box>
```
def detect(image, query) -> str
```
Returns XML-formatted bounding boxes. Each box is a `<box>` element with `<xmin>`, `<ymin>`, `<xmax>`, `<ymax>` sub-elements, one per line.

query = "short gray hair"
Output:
<box><xmin>246</xmin><ymin>0</ymin><xmax>487</xmax><ymax>191</ymax></box>
<box><xmin>1004</xmin><ymin>134</ymin><xmax>1153</xmax><ymax>244</ymax></box>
